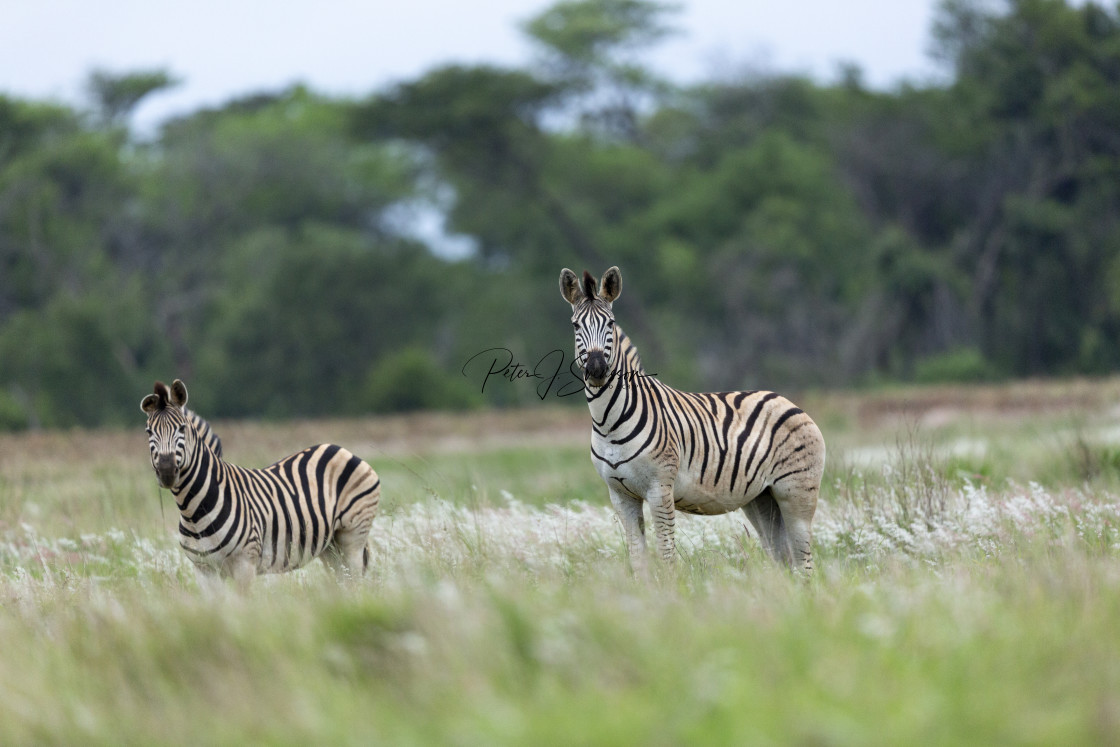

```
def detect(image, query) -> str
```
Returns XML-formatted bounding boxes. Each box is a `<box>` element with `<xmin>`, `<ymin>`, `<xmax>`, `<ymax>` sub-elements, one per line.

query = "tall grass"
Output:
<box><xmin>1</xmin><ymin>386</ymin><xmax>1120</xmax><ymax>742</ymax></box>
<box><xmin>1</xmin><ymin>508</ymin><xmax>1118</xmax><ymax>744</ymax></box>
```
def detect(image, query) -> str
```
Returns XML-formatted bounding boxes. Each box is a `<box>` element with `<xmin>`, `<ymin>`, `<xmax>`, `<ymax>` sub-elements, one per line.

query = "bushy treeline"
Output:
<box><xmin>3</xmin><ymin>0</ymin><xmax>1120</xmax><ymax>429</ymax></box>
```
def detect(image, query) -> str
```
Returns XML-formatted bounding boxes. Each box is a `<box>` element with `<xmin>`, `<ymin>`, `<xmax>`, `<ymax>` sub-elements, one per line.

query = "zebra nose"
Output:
<box><xmin>585</xmin><ymin>351</ymin><xmax>608</xmax><ymax>381</ymax></box>
<box><xmin>156</xmin><ymin>455</ymin><xmax>177</xmax><ymax>487</ymax></box>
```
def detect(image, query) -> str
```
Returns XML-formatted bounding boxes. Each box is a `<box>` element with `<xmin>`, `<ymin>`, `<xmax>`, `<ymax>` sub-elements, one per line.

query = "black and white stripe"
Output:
<box><xmin>141</xmin><ymin>379</ymin><xmax>380</xmax><ymax>587</ymax></box>
<box><xmin>561</xmin><ymin>266</ymin><xmax>826</xmax><ymax>574</ymax></box>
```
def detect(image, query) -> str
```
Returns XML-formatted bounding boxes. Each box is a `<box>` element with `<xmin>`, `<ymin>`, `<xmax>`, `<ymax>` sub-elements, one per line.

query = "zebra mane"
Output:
<box><xmin>581</xmin><ymin>270</ymin><xmax>597</xmax><ymax>300</ymax></box>
<box><xmin>615</xmin><ymin>326</ymin><xmax>645</xmax><ymax>374</ymax></box>
<box><xmin>143</xmin><ymin>381</ymin><xmax>173</xmax><ymax>412</ymax></box>
<box><xmin>145</xmin><ymin>379</ymin><xmax>187</xmax><ymax>413</ymax></box>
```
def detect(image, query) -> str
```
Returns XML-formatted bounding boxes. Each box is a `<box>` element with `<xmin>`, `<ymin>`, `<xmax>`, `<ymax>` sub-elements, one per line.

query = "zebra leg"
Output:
<box><xmin>192</xmin><ymin>563</ymin><xmax>224</xmax><ymax>596</ymax></box>
<box><xmin>646</xmin><ymin>480</ymin><xmax>677</xmax><ymax>567</ymax></box>
<box><xmin>771</xmin><ymin>483</ymin><xmax>818</xmax><ymax>576</ymax></box>
<box><xmin>320</xmin><ymin>545</ymin><xmax>346</xmax><ymax>578</ymax></box>
<box><xmin>607</xmin><ymin>485</ymin><xmax>647</xmax><ymax>575</ymax></box>
<box><xmin>324</xmin><ymin>530</ymin><xmax>369</xmax><ymax>581</ymax></box>
<box><xmin>742</xmin><ymin>489</ymin><xmax>792</xmax><ymax>567</ymax></box>
<box><xmin>230</xmin><ymin>554</ymin><xmax>258</xmax><ymax>592</ymax></box>
<box><xmin>329</xmin><ymin>472</ymin><xmax>379</xmax><ymax>581</ymax></box>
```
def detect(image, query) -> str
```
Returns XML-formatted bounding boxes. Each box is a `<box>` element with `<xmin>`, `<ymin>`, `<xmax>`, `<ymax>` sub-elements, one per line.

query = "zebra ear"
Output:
<box><xmin>140</xmin><ymin>393</ymin><xmax>161</xmax><ymax>415</ymax></box>
<box><xmin>599</xmin><ymin>266</ymin><xmax>621</xmax><ymax>304</ymax></box>
<box><xmin>560</xmin><ymin>268</ymin><xmax>582</xmax><ymax>305</ymax></box>
<box><xmin>169</xmin><ymin>379</ymin><xmax>189</xmax><ymax>409</ymax></box>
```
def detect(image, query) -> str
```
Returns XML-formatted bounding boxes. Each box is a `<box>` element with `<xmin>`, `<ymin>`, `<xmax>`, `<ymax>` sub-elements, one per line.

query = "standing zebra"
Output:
<box><xmin>560</xmin><ymin>266</ymin><xmax>826</xmax><ymax>575</ymax></box>
<box><xmin>141</xmin><ymin>379</ymin><xmax>380</xmax><ymax>588</ymax></box>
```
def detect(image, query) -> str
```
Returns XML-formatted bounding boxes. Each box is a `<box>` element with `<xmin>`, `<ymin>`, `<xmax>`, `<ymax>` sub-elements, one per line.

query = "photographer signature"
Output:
<box><xmin>461</xmin><ymin>348</ymin><xmax>655</xmax><ymax>399</ymax></box>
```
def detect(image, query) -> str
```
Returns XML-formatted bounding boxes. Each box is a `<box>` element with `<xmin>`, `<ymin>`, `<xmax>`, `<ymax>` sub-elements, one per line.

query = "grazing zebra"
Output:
<box><xmin>560</xmin><ymin>266</ymin><xmax>826</xmax><ymax>575</ymax></box>
<box><xmin>141</xmin><ymin>379</ymin><xmax>380</xmax><ymax>588</ymax></box>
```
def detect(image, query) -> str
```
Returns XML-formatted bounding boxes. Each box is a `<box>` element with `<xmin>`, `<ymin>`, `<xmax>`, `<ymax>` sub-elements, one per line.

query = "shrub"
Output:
<box><xmin>361</xmin><ymin>347</ymin><xmax>482</xmax><ymax>414</ymax></box>
<box><xmin>913</xmin><ymin>347</ymin><xmax>995</xmax><ymax>384</ymax></box>
<box><xmin>0</xmin><ymin>388</ymin><xmax>29</xmax><ymax>430</ymax></box>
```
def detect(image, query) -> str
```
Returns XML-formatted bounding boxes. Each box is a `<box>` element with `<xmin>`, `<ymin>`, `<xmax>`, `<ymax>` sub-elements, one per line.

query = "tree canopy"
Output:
<box><xmin>2</xmin><ymin>0</ymin><xmax>1119</xmax><ymax>429</ymax></box>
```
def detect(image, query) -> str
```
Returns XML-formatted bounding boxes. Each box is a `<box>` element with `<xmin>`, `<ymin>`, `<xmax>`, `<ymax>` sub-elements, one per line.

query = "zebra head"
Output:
<box><xmin>140</xmin><ymin>379</ymin><xmax>193</xmax><ymax>489</ymax></box>
<box><xmin>559</xmin><ymin>266</ymin><xmax>622</xmax><ymax>388</ymax></box>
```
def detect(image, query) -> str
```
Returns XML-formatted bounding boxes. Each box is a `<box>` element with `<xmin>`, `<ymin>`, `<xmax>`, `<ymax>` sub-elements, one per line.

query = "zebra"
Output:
<box><xmin>141</xmin><ymin>379</ymin><xmax>381</xmax><ymax>588</ymax></box>
<box><xmin>560</xmin><ymin>266</ymin><xmax>826</xmax><ymax>575</ymax></box>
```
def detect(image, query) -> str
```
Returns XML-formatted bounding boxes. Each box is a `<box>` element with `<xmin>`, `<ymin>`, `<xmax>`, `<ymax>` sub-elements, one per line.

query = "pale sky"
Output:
<box><xmin>0</xmin><ymin>1</ymin><xmax>940</xmax><ymax>132</ymax></box>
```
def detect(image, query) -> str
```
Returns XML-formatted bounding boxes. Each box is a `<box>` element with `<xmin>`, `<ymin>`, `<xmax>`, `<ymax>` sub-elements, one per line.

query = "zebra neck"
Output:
<box><xmin>171</xmin><ymin>441</ymin><xmax>228</xmax><ymax>521</ymax></box>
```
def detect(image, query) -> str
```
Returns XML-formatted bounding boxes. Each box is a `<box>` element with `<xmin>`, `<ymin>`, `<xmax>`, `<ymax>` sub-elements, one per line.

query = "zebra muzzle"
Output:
<box><xmin>584</xmin><ymin>351</ymin><xmax>609</xmax><ymax>384</ymax></box>
<box><xmin>155</xmin><ymin>456</ymin><xmax>177</xmax><ymax>488</ymax></box>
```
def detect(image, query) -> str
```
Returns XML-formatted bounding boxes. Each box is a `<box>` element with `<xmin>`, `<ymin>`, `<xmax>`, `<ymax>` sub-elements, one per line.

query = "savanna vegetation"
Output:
<box><xmin>1</xmin><ymin>379</ymin><xmax>1120</xmax><ymax>742</ymax></box>
<box><xmin>4</xmin><ymin>0</ymin><xmax>1120</xmax><ymax>429</ymax></box>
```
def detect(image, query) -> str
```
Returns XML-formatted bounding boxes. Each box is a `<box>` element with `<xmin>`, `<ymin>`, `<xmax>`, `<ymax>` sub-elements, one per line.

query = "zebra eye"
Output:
<box><xmin>572</xmin><ymin>321</ymin><xmax>580</xmax><ymax>329</ymax></box>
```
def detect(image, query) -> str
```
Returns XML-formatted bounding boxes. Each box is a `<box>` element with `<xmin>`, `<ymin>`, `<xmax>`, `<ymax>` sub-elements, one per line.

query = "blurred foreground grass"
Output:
<box><xmin>1</xmin><ymin>379</ymin><xmax>1120</xmax><ymax>743</ymax></box>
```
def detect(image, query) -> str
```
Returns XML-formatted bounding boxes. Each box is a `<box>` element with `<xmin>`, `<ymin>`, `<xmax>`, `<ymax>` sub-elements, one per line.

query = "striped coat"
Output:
<box><xmin>561</xmin><ymin>267</ymin><xmax>826</xmax><ymax>574</ymax></box>
<box><xmin>142</xmin><ymin>379</ymin><xmax>380</xmax><ymax>587</ymax></box>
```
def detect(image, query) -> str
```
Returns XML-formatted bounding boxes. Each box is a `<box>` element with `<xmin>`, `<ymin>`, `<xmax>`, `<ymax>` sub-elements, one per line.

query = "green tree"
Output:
<box><xmin>524</xmin><ymin>0</ymin><xmax>679</xmax><ymax>139</ymax></box>
<box><xmin>934</xmin><ymin>0</ymin><xmax>1120</xmax><ymax>373</ymax></box>
<box><xmin>139</xmin><ymin>87</ymin><xmax>418</xmax><ymax>376</ymax></box>
<box><xmin>85</xmin><ymin>68</ymin><xmax>179</xmax><ymax>127</ymax></box>
<box><xmin>0</xmin><ymin>274</ymin><xmax>172</xmax><ymax>428</ymax></box>
<box><xmin>196</xmin><ymin>224</ymin><xmax>468</xmax><ymax>418</ymax></box>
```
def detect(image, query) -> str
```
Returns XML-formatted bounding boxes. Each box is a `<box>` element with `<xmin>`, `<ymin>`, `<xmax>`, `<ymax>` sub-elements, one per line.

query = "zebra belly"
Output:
<box><xmin>594</xmin><ymin>444</ymin><xmax>753</xmax><ymax>516</ymax></box>
<box><xmin>672</xmin><ymin>471</ymin><xmax>757</xmax><ymax>515</ymax></box>
<box><xmin>257</xmin><ymin>501</ymin><xmax>338</xmax><ymax>573</ymax></box>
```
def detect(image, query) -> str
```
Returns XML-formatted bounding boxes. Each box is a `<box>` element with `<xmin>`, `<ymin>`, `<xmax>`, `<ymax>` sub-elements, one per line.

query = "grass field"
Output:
<box><xmin>2</xmin><ymin>379</ymin><xmax>1120</xmax><ymax>743</ymax></box>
